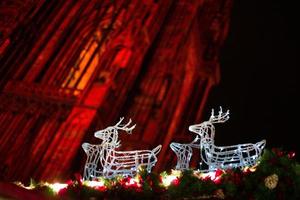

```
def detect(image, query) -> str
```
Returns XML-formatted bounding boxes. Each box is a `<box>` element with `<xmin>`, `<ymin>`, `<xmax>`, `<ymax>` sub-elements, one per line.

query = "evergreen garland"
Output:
<box><xmin>19</xmin><ymin>148</ymin><xmax>300</xmax><ymax>200</ymax></box>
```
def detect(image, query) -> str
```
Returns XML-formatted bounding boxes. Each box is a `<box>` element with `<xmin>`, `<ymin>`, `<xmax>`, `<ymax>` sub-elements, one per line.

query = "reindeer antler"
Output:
<box><xmin>114</xmin><ymin>118</ymin><xmax>136</xmax><ymax>134</ymax></box>
<box><xmin>209</xmin><ymin>106</ymin><xmax>230</xmax><ymax>123</ymax></box>
<box><xmin>115</xmin><ymin>117</ymin><xmax>125</xmax><ymax>127</ymax></box>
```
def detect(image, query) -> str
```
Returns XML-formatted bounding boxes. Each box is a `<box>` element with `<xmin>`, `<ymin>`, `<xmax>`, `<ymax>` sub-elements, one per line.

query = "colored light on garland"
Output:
<box><xmin>242</xmin><ymin>166</ymin><xmax>257</xmax><ymax>173</ymax></box>
<box><xmin>123</xmin><ymin>177</ymin><xmax>142</xmax><ymax>188</ymax></box>
<box><xmin>83</xmin><ymin>180</ymin><xmax>106</xmax><ymax>189</ymax></box>
<box><xmin>288</xmin><ymin>151</ymin><xmax>296</xmax><ymax>159</ymax></box>
<box><xmin>46</xmin><ymin>183</ymin><xmax>68</xmax><ymax>193</ymax></box>
<box><xmin>161</xmin><ymin>175</ymin><xmax>178</xmax><ymax>187</ymax></box>
<box><xmin>196</xmin><ymin>171</ymin><xmax>223</xmax><ymax>183</ymax></box>
<box><xmin>192</xmin><ymin>169</ymin><xmax>225</xmax><ymax>185</ymax></box>
<box><xmin>160</xmin><ymin>170</ymin><xmax>182</xmax><ymax>187</ymax></box>
<box><xmin>14</xmin><ymin>181</ymin><xmax>35</xmax><ymax>190</ymax></box>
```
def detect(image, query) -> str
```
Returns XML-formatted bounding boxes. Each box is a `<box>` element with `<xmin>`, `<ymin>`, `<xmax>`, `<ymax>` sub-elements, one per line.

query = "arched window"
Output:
<box><xmin>62</xmin><ymin>30</ymin><xmax>105</xmax><ymax>95</ymax></box>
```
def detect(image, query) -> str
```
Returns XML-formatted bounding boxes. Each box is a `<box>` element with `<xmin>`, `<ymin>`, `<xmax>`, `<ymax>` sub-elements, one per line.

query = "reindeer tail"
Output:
<box><xmin>256</xmin><ymin>140</ymin><xmax>266</xmax><ymax>152</ymax></box>
<box><xmin>152</xmin><ymin>145</ymin><xmax>162</xmax><ymax>156</ymax></box>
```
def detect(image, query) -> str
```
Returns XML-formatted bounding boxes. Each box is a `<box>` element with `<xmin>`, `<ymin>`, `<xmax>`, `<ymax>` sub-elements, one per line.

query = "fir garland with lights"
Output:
<box><xmin>13</xmin><ymin>148</ymin><xmax>300</xmax><ymax>200</ymax></box>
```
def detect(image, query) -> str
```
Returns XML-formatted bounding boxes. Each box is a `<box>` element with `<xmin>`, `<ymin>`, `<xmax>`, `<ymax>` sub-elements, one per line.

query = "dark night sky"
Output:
<box><xmin>206</xmin><ymin>0</ymin><xmax>299</xmax><ymax>157</ymax></box>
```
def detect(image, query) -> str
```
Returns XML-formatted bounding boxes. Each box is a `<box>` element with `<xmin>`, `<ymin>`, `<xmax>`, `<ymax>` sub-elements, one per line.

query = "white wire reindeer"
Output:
<box><xmin>188</xmin><ymin>107</ymin><xmax>266</xmax><ymax>171</ymax></box>
<box><xmin>82</xmin><ymin>118</ymin><xmax>162</xmax><ymax>180</ymax></box>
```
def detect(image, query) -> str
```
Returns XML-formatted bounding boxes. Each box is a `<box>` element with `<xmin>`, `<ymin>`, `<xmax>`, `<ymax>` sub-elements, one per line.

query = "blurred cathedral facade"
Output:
<box><xmin>0</xmin><ymin>0</ymin><xmax>232</xmax><ymax>182</ymax></box>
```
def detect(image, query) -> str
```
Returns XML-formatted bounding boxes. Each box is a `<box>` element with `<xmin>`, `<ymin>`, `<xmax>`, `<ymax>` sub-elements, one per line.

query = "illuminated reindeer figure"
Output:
<box><xmin>188</xmin><ymin>107</ymin><xmax>266</xmax><ymax>171</ymax></box>
<box><xmin>82</xmin><ymin>118</ymin><xmax>162</xmax><ymax>180</ymax></box>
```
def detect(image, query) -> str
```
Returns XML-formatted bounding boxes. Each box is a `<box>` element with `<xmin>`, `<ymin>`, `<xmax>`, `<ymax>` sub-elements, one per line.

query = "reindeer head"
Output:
<box><xmin>94</xmin><ymin>117</ymin><xmax>136</xmax><ymax>147</ymax></box>
<box><xmin>189</xmin><ymin>107</ymin><xmax>229</xmax><ymax>138</ymax></box>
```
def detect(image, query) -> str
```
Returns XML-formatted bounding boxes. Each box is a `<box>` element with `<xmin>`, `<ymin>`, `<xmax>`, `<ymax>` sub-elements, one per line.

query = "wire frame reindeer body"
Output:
<box><xmin>170</xmin><ymin>136</ymin><xmax>200</xmax><ymax>170</ymax></box>
<box><xmin>82</xmin><ymin>118</ymin><xmax>162</xmax><ymax>180</ymax></box>
<box><xmin>189</xmin><ymin>107</ymin><xmax>266</xmax><ymax>171</ymax></box>
<box><xmin>82</xmin><ymin>143</ymin><xmax>105</xmax><ymax>179</ymax></box>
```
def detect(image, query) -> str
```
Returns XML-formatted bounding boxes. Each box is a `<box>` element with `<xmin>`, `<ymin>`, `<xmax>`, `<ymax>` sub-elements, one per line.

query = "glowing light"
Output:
<box><xmin>124</xmin><ymin>177</ymin><xmax>142</xmax><ymax>188</ymax></box>
<box><xmin>196</xmin><ymin>171</ymin><xmax>223</xmax><ymax>183</ymax></box>
<box><xmin>83</xmin><ymin>180</ymin><xmax>105</xmax><ymax>188</ymax></box>
<box><xmin>161</xmin><ymin>175</ymin><xmax>178</xmax><ymax>187</ymax></box>
<box><xmin>288</xmin><ymin>151</ymin><xmax>296</xmax><ymax>159</ymax></box>
<box><xmin>14</xmin><ymin>182</ymin><xmax>35</xmax><ymax>190</ymax></box>
<box><xmin>47</xmin><ymin>183</ymin><xmax>68</xmax><ymax>193</ymax></box>
<box><xmin>170</xmin><ymin>169</ymin><xmax>182</xmax><ymax>177</ymax></box>
<box><xmin>160</xmin><ymin>170</ymin><xmax>182</xmax><ymax>187</ymax></box>
<box><xmin>243</xmin><ymin>166</ymin><xmax>257</xmax><ymax>173</ymax></box>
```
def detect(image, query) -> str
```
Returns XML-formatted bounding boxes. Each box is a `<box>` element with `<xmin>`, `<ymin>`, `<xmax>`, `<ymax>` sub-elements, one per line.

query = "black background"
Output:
<box><xmin>206</xmin><ymin>0</ymin><xmax>299</xmax><ymax>159</ymax></box>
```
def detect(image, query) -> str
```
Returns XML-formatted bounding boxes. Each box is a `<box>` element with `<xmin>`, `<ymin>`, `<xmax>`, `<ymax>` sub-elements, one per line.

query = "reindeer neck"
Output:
<box><xmin>199</xmin><ymin>123</ymin><xmax>215</xmax><ymax>147</ymax></box>
<box><xmin>200</xmin><ymin>136</ymin><xmax>214</xmax><ymax>145</ymax></box>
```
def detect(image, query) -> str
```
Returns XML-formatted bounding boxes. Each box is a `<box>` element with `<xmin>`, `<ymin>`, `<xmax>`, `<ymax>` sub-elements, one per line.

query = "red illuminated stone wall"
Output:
<box><xmin>0</xmin><ymin>0</ymin><xmax>232</xmax><ymax>182</ymax></box>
